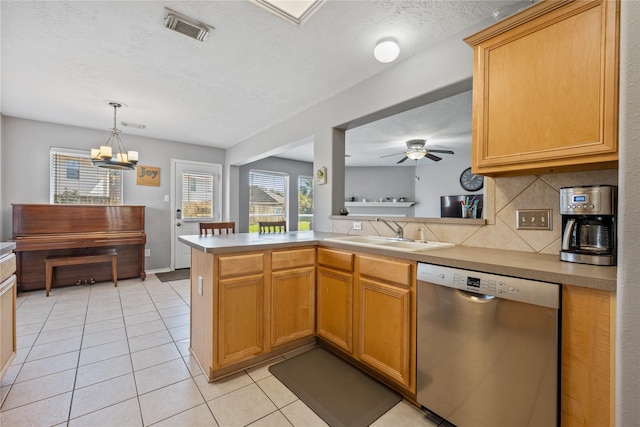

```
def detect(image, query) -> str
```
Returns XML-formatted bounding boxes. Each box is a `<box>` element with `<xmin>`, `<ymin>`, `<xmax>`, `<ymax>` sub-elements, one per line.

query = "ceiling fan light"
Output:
<box><xmin>406</xmin><ymin>150</ymin><xmax>426</xmax><ymax>160</ymax></box>
<box><xmin>374</xmin><ymin>40</ymin><xmax>400</xmax><ymax>63</ymax></box>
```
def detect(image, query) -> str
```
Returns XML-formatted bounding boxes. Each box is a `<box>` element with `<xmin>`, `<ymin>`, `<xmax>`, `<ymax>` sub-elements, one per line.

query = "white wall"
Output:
<box><xmin>225</xmin><ymin>23</ymin><xmax>484</xmax><ymax>232</ymax></box>
<box><xmin>414</xmin><ymin>149</ymin><xmax>475</xmax><ymax>217</ymax></box>
<box><xmin>345</xmin><ymin>166</ymin><xmax>416</xmax><ymax>216</ymax></box>
<box><xmin>1</xmin><ymin>116</ymin><xmax>225</xmax><ymax>270</ymax></box>
<box><xmin>617</xmin><ymin>0</ymin><xmax>640</xmax><ymax>424</ymax></box>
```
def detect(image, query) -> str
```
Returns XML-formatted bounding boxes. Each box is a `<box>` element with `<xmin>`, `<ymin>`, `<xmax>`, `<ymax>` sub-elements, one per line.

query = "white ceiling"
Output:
<box><xmin>1</xmin><ymin>1</ymin><xmax>521</xmax><ymax>163</ymax></box>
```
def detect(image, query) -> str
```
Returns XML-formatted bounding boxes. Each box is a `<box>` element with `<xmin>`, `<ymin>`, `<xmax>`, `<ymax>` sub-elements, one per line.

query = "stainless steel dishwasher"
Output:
<box><xmin>416</xmin><ymin>263</ymin><xmax>560</xmax><ymax>427</ymax></box>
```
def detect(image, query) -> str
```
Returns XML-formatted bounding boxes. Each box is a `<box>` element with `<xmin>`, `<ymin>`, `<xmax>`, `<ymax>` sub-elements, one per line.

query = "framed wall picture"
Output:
<box><xmin>137</xmin><ymin>165</ymin><xmax>161</xmax><ymax>186</ymax></box>
<box><xmin>316</xmin><ymin>167</ymin><xmax>327</xmax><ymax>185</ymax></box>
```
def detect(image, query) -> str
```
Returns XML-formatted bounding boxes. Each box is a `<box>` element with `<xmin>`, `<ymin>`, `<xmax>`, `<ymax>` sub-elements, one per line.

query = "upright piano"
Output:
<box><xmin>11</xmin><ymin>204</ymin><xmax>146</xmax><ymax>292</ymax></box>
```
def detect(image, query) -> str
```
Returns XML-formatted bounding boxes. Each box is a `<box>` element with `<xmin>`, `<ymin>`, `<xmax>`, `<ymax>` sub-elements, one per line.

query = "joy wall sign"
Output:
<box><xmin>136</xmin><ymin>166</ymin><xmax>160</xmax><ymax>186</ymax></box>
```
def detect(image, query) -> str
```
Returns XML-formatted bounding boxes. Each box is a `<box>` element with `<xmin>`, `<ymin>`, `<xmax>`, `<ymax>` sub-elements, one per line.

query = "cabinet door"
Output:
<box><xmin>217</xmin><ymin>274</ymin><xmax>264</xmax><ymax>368</ymax></box>
<box><xmin>466</xmin><ymin>0</ymin><xmax>619</xmax><ymax>175</ymax></box>
<box><xmin>561</xmin><ymin>284</ymin><xmax>614</xmax><ymax>427</ymax></box>
<box><xmin>357</xmin><ymin>278</ymin><xmax>412</xmax><ymax>390</ymax></box>
<box><xmin>316</xmin><ymin>266</ymin><xmax>353</xmax><ymax>353</ymax></box>
<box><xmin>271</xmin><ymin>266</ymin><xmax>315</xmax><ymax>348</ymax></box>
<box><xmin>0</xmin><ymin>276</ymin><xmax>17</xmax><ymax>378</ymax></box>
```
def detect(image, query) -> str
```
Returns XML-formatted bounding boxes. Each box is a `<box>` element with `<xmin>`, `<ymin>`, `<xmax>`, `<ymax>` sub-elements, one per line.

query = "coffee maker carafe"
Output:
<box><xmin>560</xmin><ymin>185</ymin><xmax>617</xmax><ymax>266</ymax></box>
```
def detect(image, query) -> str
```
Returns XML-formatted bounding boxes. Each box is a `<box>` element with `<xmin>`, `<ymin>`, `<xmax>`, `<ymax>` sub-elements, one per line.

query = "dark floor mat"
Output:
<box><xmin>155</xmin><ymin>269</ymin><xmax>190</xmax><ymax>282</ymax></box>
<box><xmin>269</xmin><ymin>347</ymin><xmax>402</xmax><ymax>427</ymax></box>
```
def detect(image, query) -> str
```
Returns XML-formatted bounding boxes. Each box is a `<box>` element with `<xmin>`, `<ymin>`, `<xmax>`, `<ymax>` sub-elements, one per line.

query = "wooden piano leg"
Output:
<box><xmin>45</xmin><ymin>259</ymin><xmax>53</xmax><ymax>297</ymax></box>
<box><xmin>112</xmin><ymin>255</ymin><xmax>118</xmax><ymax>288</ymax></box>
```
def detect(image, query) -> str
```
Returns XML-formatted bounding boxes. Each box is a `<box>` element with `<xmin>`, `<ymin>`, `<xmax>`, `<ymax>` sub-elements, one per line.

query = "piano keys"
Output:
<box><xmin>11</xmin><ymin>204</ymin><xmax>146</xmax><ymax>292</ymax></box>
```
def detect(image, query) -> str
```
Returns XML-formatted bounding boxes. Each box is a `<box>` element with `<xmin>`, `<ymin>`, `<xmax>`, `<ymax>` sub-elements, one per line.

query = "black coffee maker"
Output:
<box><xmin>560</xmin><ymin>185</ymin><xmax>617</xmax><ymax>266</ymax></box>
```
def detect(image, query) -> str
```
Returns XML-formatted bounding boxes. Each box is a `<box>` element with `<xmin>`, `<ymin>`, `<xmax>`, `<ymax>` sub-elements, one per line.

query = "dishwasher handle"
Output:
<box><xmin>458</xmin><ymin>289</ymin><xmax>495</xmax><ymax>302</ymax></box>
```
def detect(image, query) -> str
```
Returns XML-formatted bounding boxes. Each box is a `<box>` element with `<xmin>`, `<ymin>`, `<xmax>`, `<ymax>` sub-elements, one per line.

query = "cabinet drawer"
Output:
<box><xmin>0</xmin><ymin>254</ymin><xmax>16</xmax><ymax>284</ymax></box>
<box><xmin>318</xmin><ymin>248</ymin><xmax>353</xmax><ymax>272</ymax></box>
<box><xmin>272</xmin><ymin>248</ymin><xmax>315</xmax><ymax>271</ymax></box>
<box><xmin>218</xmin><ymin>253</ymin><xmax>264</xmax><ymax>278</ymax></box>
<box><xmin>358</xmin><ymin>255</ymin><xmax>412</xmax><ymax>287</ymax></box>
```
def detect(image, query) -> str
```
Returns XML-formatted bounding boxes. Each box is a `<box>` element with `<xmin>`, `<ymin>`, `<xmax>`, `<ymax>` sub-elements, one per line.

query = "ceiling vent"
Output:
<box><xmin>164</xmin><ymin>8</ymin><xmax>213</xmax><ymax>42</ymax></box>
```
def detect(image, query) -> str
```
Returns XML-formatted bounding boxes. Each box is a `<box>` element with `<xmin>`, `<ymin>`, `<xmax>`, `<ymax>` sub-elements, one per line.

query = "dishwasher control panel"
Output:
<box><xmin>417</xmin><ymin>263</ymin><xmax>560</xmax><ymax>309</ymax></box>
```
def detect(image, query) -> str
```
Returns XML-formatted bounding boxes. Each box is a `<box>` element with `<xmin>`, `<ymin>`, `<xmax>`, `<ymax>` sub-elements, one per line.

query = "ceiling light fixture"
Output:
<box><xmin>374</xmin><ymin>39</ymin><xmax>400</xmax><ymax>63</ymax></box>
<box><xmin>91</xmin><ymin>102</ymin><xmax>139</xmax><ymax>170</ymax></box>
<box><xmin>406</xmin><ymin>150</ymin><xmax>426</xmax><ymax>160</ymax></box>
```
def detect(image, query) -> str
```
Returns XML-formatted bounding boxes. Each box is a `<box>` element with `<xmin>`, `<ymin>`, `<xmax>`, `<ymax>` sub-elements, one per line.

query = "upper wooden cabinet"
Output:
<box><xmin>465</xmin><ymin>0</ymin><xmax>620</xmax><ymax>176</ymax></box>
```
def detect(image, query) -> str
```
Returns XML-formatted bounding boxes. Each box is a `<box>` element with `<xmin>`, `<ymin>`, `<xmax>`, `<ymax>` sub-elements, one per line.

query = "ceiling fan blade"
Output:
<box><xmin>380</xmin><ymin>151</ymin><xmax>406</xmax><ymax>158</ymax></box>
<box><xmin>396</xmin><ymin>156</ymin><xmax>409</xmax><ymax>164</ymax></box>
<box><xmin>427</xmin><ymin>149</ymin><xmax>455</xmax><ymax>154</ymax></box>
<box><xmin>426</xmin><ymin>153</ymin><xmax>443</xmax><ymax>162</ymax></box>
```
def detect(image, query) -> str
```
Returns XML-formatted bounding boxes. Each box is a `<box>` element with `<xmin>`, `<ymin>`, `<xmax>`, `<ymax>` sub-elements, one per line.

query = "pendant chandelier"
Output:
<box><xmin>91</xmin><ymin>102</ymin><xmax>139</xmax><ymax>170</ymax></box>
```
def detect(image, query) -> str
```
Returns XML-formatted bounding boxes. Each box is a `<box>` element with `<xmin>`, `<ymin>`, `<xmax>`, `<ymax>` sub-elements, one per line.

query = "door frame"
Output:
<box><xmin>170</xmin><ymin>159</ymin><xmax>223</xmax><ymax>271</ymax></box>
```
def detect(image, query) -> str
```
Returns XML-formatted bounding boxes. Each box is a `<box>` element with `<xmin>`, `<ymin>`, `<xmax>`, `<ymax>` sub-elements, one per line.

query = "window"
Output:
<box><xmin>181</xmin><ymin>172</ymin><xmax>214</xmax><ymax>219</ymax></box>
<box><xmin>298</xmin><ymin>175</ymin><xmax>313</xmax><ymax>230</ymax></box>
<box><xmin>66</xmin><ymin>160</ymin><xmax>80</xmax><ymax>180</ymax></box>
<box><xmin>249</xmin><ymin>170</ymin><xmax>288</xmax><ymax>232</ymax></box>
<box><xmin>50</xmin><ymin>148</ymin><xmax>123</xmax><ymax>205</ymax></box>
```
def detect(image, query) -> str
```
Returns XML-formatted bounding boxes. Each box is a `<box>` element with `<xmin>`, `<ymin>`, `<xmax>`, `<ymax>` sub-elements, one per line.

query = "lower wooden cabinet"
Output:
<box><xmin>316</xmin><ymin>248</ymin><xmax>416</xmax><ymax>395</ymax></box>
<box><xmin>316</xmin><ymin>248</ymin><xmax>354</xmax><ymax>354</ymax></box>
<box><xmin>0</xmin><ymin>253</ymin><xmax>17</xmax><ymax>380</ymax></box>
<box><xmin>561</xmin><ymin>284</ymin><xmax>615</xmax><ymax>427</ymax></box>
<box><xmin>270</xmin><ymin>248</ymin><xmax>316</xmax><ymax>348</ymax></box>
<box><xmin>190</xmin><ymin>247</ymin><xmax>318</xmax><ymax>381</ymax></box>
<box><xmin>317</xmin><ymin>265</ymin><xmax>354</xmax><ymax>353</ymax></box>
<box><xmin>218</xmin><ymin>274</ymin><xmax>265</xmax><ymax>367</ymax></box>
<box><xmin>356</xmin><ymin>254</ymin><xmax>415</xmax><ymax>393</ymax></box>
<box><xmin>357</xmin><ymin>278</ymin><xmax>412</xmax><ymax>389</ymax></box>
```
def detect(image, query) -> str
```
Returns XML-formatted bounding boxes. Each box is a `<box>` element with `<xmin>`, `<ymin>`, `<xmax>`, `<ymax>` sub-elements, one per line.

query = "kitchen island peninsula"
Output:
<box><xmin>179</xmin><ymin>230</ymin><xmax>617</xmax><ymax>423</ymax></box>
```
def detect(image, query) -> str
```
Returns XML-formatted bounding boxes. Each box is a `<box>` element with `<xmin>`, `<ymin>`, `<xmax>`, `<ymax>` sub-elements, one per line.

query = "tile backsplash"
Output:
<box><xmin>331</xmin><ymin>169</ymin><xmax>618</xmax><ymax>255</ymax></box>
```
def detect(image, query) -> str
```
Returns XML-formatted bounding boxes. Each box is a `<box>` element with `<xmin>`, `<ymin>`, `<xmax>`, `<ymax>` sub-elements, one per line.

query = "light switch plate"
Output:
<box><xmin>516</xmin><ymin>209</ymin><xmax>552</xmax><ymax>230</ymax></box>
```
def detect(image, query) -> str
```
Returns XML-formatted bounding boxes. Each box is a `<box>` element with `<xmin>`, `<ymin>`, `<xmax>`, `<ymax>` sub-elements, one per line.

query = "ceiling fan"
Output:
<box><xmin>380</xmin><ymin>139</ymin><xmax>455</xmax><ymax>164</ymax></box>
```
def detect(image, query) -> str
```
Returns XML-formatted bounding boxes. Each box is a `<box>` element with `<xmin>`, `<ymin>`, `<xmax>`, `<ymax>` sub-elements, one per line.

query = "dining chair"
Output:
<box><xmin>258</xmin><ymin>221</ymin><xmax>287</xmax><ymax>234</ymax></box>
<box><xmin>199</xmin><ymin>222</ymin><xmax>236</xmax><ymax>235</ymax></box>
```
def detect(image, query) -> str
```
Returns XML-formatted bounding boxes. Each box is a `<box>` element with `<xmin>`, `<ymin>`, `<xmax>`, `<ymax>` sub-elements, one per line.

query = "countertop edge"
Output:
<box><xmin>178</xmin><ymin>233</ymin><xmax>616</xmax><ymax>292</ymax></box>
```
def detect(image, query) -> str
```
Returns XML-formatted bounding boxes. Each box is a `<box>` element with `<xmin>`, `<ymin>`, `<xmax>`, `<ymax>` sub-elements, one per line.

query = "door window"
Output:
<box><xmin>182</xmin><ymin>172</ymin><xmax>214</xmax><ymax>219</ymax></box>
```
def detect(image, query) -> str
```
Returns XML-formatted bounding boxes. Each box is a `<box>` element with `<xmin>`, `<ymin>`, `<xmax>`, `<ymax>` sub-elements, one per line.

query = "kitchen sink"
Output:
<box><xmin>323</xmin><ymin>235</ymin><xmax>454</xmax><ymax>252</ymax></box>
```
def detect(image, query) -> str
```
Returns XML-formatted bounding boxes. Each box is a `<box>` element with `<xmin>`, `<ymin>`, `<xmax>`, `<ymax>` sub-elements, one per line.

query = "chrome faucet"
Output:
<box><xmin>375</xmin><ymin>218</ymin><xmax>411</xmax><ymax>241</ymax></box>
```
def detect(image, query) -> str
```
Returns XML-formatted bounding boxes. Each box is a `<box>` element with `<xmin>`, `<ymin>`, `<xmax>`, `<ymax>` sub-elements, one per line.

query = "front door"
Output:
<box><xmin>172</xmin><ymin>160</ymin><xmax>222</xmax><ymax>270</ymax></box>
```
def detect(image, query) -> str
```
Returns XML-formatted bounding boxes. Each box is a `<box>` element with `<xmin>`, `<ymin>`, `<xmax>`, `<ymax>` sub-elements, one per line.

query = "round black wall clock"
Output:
<box><xmin>459</xmin><ymin>167</ymin><xmax>484</xmax><ymax>192</ymax></box>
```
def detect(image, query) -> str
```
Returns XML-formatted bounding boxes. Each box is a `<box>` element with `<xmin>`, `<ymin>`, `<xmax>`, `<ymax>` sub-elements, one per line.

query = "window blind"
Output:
<box><xmin>249</xmin><ymin>169</ymin><xmax>288</xmax><ymax>230</ymax></box>
<box><xmin>181</xmin><ymin>172</ymin><xmax>214</xmax><ymax>219</ymax></box>
<box><xmin>50</xmin><ymin>147</ymin><xmax>123</xmax><ymax>205</ymax></box>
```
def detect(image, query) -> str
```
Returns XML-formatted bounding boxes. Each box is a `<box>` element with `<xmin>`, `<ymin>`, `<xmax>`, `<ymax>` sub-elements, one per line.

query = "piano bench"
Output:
<box><xmin>44</xmin><ymin>250</ymin><xmax>118</xmax><ymax>297</ymax></box>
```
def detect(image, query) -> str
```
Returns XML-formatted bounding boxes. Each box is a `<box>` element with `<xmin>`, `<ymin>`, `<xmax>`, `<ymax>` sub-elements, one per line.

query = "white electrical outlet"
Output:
<box><xmin>164</xmin><ymin>195</ymin><xmax>170</xmax><ymax>202</ymax></box>
<box><xmin>353</xmin><ymin>221</ymin><xmax>362</xmax><ymax>230</ymax></box>
<box><xmin>198</xmin><ymin>276</ymin><xmax>203</xmax><ymax>296</ymax></box>
<box><xmin>144</xmin><ymin>249</ymin><xmax>151</xmax><ymax>257</ymax></box>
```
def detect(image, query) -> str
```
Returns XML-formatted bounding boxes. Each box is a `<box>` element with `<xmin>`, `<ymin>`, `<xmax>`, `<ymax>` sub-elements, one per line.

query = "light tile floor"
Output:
<box><xmin>0</xmin><ymin>275</ymin><xmax>438</xmax><ymax>426</ymax></box>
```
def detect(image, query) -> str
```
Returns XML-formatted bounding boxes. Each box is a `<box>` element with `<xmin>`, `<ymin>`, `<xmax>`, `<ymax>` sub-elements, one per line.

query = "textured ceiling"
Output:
<box><xmin>1</xmin><ymin>1</ymin><xmax>521</xmax><ymax>161</ymax></box>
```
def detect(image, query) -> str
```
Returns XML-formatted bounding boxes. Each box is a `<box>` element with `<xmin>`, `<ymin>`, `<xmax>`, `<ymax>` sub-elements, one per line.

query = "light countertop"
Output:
<box><xmin>178</xmin><ymin>232</ymin><xmax>616</xmax><ymax>292</ymax></box>
<box><xmin>0</xmin><ymin>242</ymin><xmax>16</xmax><ymax>258</ymax></box>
